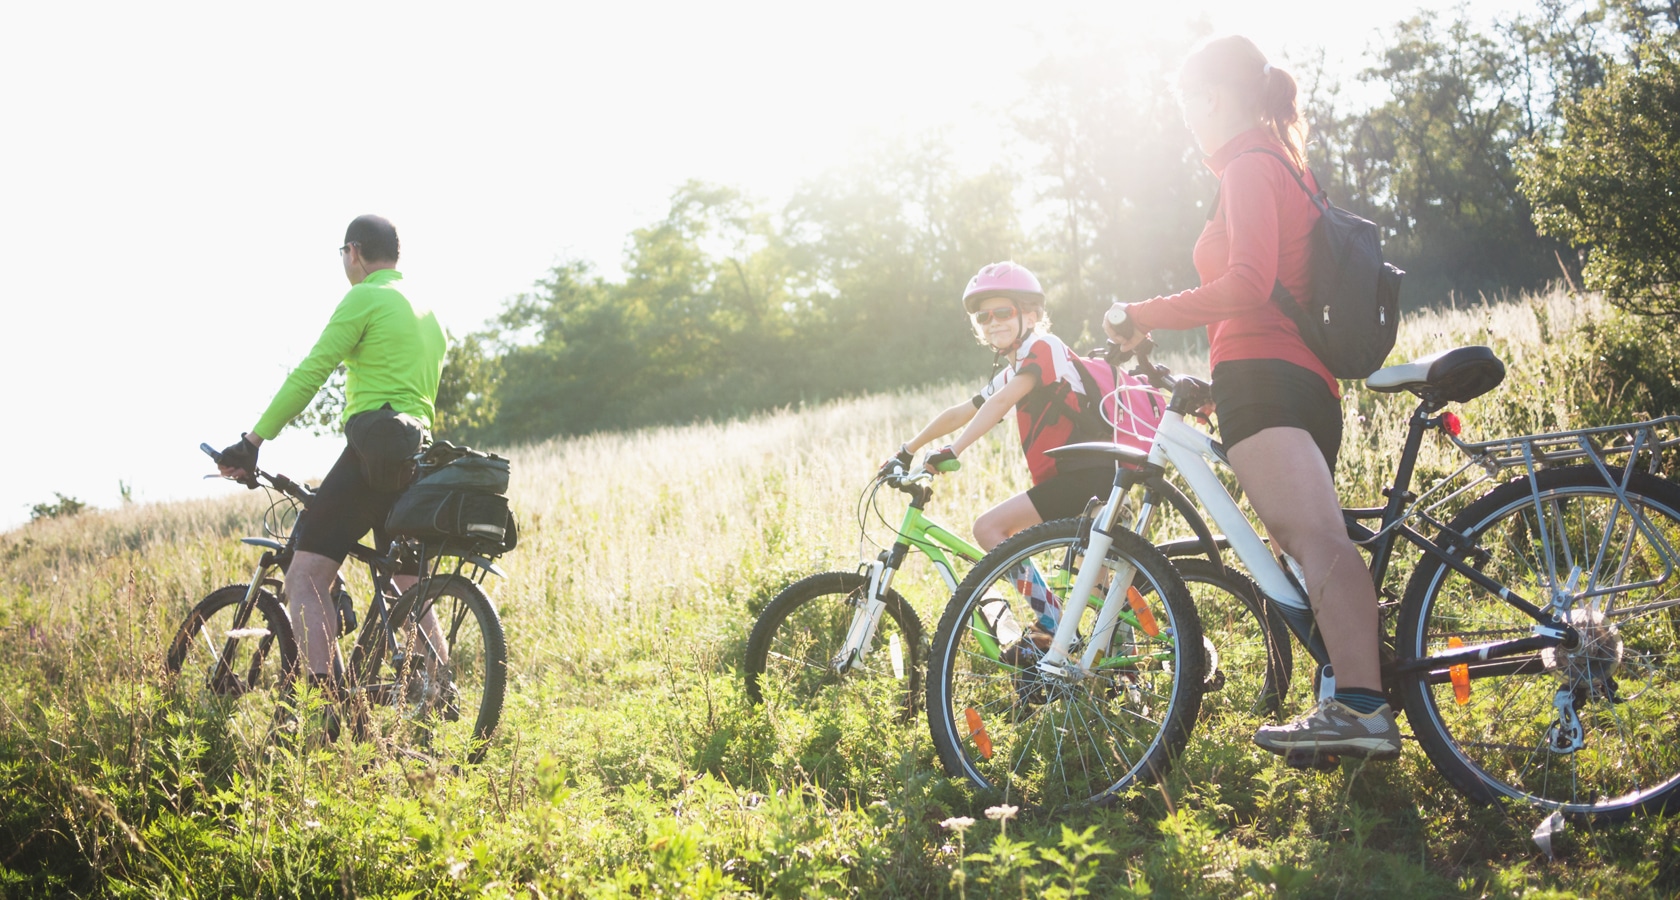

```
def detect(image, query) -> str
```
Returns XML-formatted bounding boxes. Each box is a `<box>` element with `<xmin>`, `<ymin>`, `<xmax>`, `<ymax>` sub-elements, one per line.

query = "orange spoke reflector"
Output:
<box><xmin>1127</xmin><ymin>587</ymin><xmax>1160</xmax><ymax>637</ymax></box>
<box><xmin>965</xmin><ymin>707</ymin><xmax>993</xmax><ymax>760</ymax></box>
<box><xmin>1447</xmin><ymin>636</ymin><xmax>1471</xmax><ymax>705</ymax></box>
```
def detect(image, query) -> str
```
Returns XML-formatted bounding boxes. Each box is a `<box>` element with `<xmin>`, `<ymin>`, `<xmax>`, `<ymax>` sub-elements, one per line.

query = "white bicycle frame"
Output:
<box><xmin>1037</xmin><ymin>407</ymin><xmax>1309</xmax><ymax>675</ymax></box>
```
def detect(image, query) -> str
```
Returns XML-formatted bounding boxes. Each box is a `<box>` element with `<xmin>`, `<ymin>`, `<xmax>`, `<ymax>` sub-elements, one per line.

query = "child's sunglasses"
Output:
<box><xmin>971</xmin><ymin>306</ymin><xmax>1020</xmax><ymax>326</ymax></box>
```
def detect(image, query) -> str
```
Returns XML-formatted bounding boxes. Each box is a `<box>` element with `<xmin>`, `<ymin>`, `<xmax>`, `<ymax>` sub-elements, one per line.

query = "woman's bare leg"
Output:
<box><xmin>1227</xmin><ymin>427</ymin><xmax>1382</xmax><ymax>692</ymax></box>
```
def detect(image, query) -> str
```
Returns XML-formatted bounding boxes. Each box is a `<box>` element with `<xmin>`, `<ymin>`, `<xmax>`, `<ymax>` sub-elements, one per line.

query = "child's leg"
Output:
<box><xmin>974</xmin><ymin>493</ymin><xmax>1042</xmax><ymax>551</ymax></box>
<box><xmin>983</xmin><ymin>468</ymin><xmax>1115</xmax><ymax>635</ymax></box>
<box><xmin>976</xmin><ymin>492</ymin><xmax>1063</xmax><ymax>633</ymax></box>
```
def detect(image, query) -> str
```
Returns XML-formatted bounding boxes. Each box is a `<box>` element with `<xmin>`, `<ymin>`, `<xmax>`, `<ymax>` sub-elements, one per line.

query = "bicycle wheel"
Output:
<box><xmin>1398</xmin><ymin>466</ymin><xmax>1680</xmax><ymax>821</ymax></box>
<box><xmin>353</xmin><ymin>575</ymin><xmax>507</xmax><ymax>764</ymax></box>
<box><xmin>743</xmin><ymin>571</ymin><xmax>923</xmax><ymax>717</ymax></box>
<box><xmin>1170</xmin><ymin>557</ymin><xmax>1292</xmax><ymax>719</ymax></box>
<box><xmin>927</xmin><ymin>519</ymin><xmax>1203</xmax><ymax>809</ymax></box>
<box><xmin>165</xmin><ymin>583</ymin><xmax>298</xmax><ymax>713</ymax></box>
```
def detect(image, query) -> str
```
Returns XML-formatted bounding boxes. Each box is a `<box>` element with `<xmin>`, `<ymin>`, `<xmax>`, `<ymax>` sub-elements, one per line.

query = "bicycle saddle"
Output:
<box><xmin>1365</xmin><ymin>345</ymin><xmax>1506</xmax><ymax>404</ymax></box>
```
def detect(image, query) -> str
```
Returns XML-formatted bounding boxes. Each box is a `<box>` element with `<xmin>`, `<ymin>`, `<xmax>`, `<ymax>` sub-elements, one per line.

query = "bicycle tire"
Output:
<box><xmin>352</xmin><ymin>575</ymin><xmax>507</xmax><ymax>765</ymax></box>
<box><xmin>743</xmin><ymin>570</ymin><xmax>924</xmax><ymax>717</ymax></box>
<box><xmin>927</xmin><ymin>519</ymin><xmax>1203</xmax><ymax>809</ymax></box>
<box><xmin>1397</xmin><ymin>466</ymin><xmax>1680</xmax><ymax>821</ymax></box>
<box><xmin>165</xmin><ymin>582</ymin><xmax>298</xmax><ymax>709</ymax></box>
<box><xmin>1170</xmin><ymin>558</ymin><xmax>1292</xmax><ymax>719</ymax></box>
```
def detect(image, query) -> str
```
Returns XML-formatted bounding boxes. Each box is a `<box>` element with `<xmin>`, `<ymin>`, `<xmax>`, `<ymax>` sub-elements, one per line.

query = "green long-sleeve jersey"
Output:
<box><xmin>253</xmin><ymin>269</ymin><xmax>447</xmax><ymax>440</ymax></box>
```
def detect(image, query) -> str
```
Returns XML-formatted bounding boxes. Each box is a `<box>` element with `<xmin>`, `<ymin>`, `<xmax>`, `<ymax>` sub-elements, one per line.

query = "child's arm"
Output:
<box><xmin>905</xmin><ymin>400</ymin><xmax>982</xmax><ymax>454</ymax></box>
<box><xmin>947</xmin><ymin>374</ymin><xmax>1035</xmax><ymax>458</ymax></box>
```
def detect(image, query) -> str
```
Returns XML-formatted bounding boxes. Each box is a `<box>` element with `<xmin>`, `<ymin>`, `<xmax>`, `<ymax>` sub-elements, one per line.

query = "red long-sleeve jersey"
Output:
<box><xmin>1125</xmin><ymin>127</ymin><xmax>1338</xmax><ymax>397</ymax></box>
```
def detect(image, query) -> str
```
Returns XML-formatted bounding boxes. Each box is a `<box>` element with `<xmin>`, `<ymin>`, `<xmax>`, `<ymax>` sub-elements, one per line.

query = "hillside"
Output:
<box><xmin>2</xmin><ymin>288</ymin><xmax>1677</xmax><ymax>898</ymax></box>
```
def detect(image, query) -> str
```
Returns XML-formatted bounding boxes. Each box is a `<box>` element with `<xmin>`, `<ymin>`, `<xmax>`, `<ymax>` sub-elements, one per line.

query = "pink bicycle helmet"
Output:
<box><xmin>962</xmin><ymin>261</ymin><xmax>1044</xmax><ymax>313</ymax></box>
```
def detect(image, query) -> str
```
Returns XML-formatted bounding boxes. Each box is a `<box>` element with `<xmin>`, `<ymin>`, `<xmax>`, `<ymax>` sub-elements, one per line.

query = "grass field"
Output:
<box><xmin>2</xmin><ymin>288</ymin><xmax>1678</xmax><ymax>898</ymax></box>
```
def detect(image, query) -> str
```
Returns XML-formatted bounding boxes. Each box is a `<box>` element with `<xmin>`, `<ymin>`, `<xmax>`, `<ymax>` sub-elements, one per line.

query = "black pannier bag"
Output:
<box><xmin>386</xmin><ymin>448</ymin><xmax>518</xmax><ymax>556</ymax></box>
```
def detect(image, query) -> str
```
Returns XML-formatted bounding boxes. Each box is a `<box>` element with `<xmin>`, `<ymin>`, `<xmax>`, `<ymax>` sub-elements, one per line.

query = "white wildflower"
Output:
<box><xmin>940</xmin><ymin>816</ymin><xmax>975</xmax><ymax>833</ymax></box>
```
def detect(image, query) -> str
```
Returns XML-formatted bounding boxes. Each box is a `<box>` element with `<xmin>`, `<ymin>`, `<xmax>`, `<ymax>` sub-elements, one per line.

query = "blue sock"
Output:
<box><xmin>1335</xmin><ymin>688</ymin><xmax>1387</xmax><ymax>714</ymax></box>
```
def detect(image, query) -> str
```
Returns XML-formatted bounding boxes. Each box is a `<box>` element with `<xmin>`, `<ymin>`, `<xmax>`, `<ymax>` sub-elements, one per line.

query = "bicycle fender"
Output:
<box><xmin>1144</xmin><ymin>475</ymin><xmax>1225</xmax><ymax>573</ymax></box>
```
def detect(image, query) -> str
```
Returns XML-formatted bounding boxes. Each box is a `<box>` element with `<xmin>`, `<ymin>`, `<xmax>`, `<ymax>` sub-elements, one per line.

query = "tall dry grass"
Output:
<box><xmin>2</xmin><ymin>286</ymin><xmax>1677</xmax><ymax>898</ymax></box>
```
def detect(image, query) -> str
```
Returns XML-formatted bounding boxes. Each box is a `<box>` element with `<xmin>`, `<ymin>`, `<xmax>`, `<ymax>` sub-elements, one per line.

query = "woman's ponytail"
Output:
<box><xmin>1261</xmin><ymin>64</ymin><xmax>1307</xmax><ymax>170</ymax></box>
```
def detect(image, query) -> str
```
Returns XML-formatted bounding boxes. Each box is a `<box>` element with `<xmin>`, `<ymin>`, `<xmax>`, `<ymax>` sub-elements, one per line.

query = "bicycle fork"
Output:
<box><xmin>202</xmin><ymin>564</ymin><xmax>281</xmax><ymax>688</ymax></box>
<box><xmin>837</xmin><ymin>555</ymin><xmax>906</xmax><ymax>680</ymax></box>
<box><xmin>1037</xmin><ymin>491</ymin><xmax>1140</xmax><ymax>677</ymax></box>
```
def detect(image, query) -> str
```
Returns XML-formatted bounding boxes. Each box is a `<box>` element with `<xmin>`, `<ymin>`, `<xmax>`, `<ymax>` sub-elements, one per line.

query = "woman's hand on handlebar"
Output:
<box><xmin>1103</xmin><ymin>302</ymin><xmax>1149</xmax><ymax>351</ymax></box>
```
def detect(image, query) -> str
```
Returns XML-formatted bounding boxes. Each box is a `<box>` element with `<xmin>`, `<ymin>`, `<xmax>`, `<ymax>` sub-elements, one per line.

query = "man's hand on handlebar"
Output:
<box><xmin>216</xmin><ymin>433</ymin><xmax>263</xmax><ymax>484</ymax></box>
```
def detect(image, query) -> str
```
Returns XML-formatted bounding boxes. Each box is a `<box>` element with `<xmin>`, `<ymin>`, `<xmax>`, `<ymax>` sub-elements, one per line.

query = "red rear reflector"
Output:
<box><xmin>1441</xmin><ymin>412</ymin><xmax>1463</xmax><ymax>436</ymax></box>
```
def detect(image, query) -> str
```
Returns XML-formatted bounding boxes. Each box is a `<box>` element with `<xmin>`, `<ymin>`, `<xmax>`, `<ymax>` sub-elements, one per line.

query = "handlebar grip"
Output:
<box><xmin>934</xmin><ymin>458</ymin><xmax>962</xmax><ymax>473</ymax></box>
<box><xmin>200</xmin><ymin>442</ymin><xmax>223</xmax><ymax>464</ymax></box>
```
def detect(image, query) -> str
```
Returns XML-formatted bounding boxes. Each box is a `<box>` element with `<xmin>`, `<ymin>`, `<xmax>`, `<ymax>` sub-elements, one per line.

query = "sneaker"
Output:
<box><xmin>1253</xmin><ymin>699</ymin><xmax>1401</xmax><ymax>759</ymax></box>
<box><xmin>998</xmin><ymin>623</ymin><xmax>1055</xmax><ymax>668</ymax></box>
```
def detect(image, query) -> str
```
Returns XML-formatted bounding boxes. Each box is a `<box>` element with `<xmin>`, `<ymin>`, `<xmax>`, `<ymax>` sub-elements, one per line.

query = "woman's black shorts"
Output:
<box><xmin>1026</xmin><ymin>464</ymin><xmax>1116</xmax><ymax>522</ymax></box>
<box><xmin>1211</xmin><ymin>359</ymin><xmax>1342</xmax><ymax>472</ymax></box>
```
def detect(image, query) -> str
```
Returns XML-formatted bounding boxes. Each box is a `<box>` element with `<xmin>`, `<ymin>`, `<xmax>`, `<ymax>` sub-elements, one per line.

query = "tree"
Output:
<box><xmin>1330</xmin><ymin>13</ymin><xmax>1565</xmax><ymax>301</ymax></box>
<box><xmin>1014</xmin><ymin>29</ymin><xmax>1209</xmax><ymax>344</ymax></box>
<box><xmin>434</xmin><ymin>334</ymin><xmax>502</xmax><ymax>443</ymax></box>
<box><xmin>1519</xmin><ymin>37</ymin><xmax>1680</xmax><ymax>315</ymax></box>
<box><xmin>30</xmin><ymin>493</ymin><xmax>89</xmax><ymax>521</ymax></box>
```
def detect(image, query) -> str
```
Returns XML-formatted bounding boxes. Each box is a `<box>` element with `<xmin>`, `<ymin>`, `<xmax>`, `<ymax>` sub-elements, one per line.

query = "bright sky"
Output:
<box><xmin>0</xmin><ymin>0</ymin><xmax>1524</xmax><ymax>531</ymax></box>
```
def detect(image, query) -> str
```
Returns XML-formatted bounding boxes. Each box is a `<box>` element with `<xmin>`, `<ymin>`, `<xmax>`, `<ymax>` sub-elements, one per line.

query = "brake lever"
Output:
<box><xmin>1102</xmin><ymin>339</ymin><xmax>1136</xmax><ymax>366</ymax></box>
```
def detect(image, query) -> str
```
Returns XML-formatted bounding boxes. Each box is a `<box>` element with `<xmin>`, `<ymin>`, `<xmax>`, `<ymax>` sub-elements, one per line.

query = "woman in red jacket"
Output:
<box><xmin>1104</xmin><ymin>35</ymin><xmax>1398</xmax><ymax>760</ymax></box>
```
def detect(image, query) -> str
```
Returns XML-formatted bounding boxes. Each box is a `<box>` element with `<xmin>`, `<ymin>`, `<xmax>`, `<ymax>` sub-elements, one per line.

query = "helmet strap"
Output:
<box><xmin>1007</xmin><ymin>307</ymin><xmax>1031</xmax><ymax>354</ymax></box>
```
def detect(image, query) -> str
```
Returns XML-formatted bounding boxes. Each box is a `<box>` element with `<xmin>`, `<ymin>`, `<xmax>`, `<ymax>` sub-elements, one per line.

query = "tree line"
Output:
<box><xmin>420</xmin><ymin>0</ymin><xmax>1680</xmax><ymax>446</ymax></box>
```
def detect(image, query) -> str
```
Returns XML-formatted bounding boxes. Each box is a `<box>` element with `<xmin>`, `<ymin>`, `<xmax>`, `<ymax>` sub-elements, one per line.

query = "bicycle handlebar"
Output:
<box><xmin>200</xmin><ymin>442</ymin><xmax>314</xmax><ymax>501</ymax></box>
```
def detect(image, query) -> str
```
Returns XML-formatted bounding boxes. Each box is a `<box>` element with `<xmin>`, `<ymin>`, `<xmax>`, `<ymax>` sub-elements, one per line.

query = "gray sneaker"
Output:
<box><xmin>1253</xmin><ymin>699</ymin><xmax>1402</xmax><ymax>760</ymax></box>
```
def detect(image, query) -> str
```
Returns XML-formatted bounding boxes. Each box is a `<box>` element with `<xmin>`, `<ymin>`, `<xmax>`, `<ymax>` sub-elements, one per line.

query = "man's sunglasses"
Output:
<box><xmin>972</xmin><ymin>306</ymin><xmax>1020</xmax><ymax>326</ymax></box>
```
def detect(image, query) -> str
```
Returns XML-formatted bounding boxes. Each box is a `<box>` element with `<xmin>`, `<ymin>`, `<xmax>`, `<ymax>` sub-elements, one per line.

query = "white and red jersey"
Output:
<box><xmin>972</xmin><ymin>333</ymin><xmax>1112</xmax><ymax>485</ymax></box>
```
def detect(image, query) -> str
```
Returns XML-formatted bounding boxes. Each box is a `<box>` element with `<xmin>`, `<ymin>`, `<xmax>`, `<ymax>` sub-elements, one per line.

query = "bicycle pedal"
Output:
<box><xmin>1283</xmin><ymin>748</ymin><xmax>1342</xmax><ymax>771</ymax></box>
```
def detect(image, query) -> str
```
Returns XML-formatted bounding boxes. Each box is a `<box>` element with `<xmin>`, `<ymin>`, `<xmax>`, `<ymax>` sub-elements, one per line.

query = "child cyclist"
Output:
<box><xmin>885</xmin><ymin>261</ymin><xmax>1116</xmax><ymax>642</ymax></box>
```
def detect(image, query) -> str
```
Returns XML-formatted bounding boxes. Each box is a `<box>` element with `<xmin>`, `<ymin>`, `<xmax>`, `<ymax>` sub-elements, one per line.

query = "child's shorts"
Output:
<box><xmin>1026</xmin><ymin>464</ymin><xmax>1116</xmax><ymax>522</ymax></box>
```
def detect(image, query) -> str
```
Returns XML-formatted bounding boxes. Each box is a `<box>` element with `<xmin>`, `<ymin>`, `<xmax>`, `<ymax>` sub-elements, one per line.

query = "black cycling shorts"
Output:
<box><xmin>1211</xmin><ymin>358</ymin><xmax>1342</xmax><ymax>472</ymax></box>
<box><xmin>292</xmin><ymin>442</ymin><xmax>408</xmax><ymax>567</ymax></box>
<box><xmin>1026</xmin><ymin>464</ymin><xmax>1117</xmax><ymax>522</ymax></box>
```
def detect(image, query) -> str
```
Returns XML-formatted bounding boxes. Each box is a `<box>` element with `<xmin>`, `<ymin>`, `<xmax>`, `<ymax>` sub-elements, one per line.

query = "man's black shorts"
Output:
<box><xmin>292</xmin><ymin>442</ymin><xmax>406</xmax><ymax>565</ymax></box>
<box><xmin>1026</xmin><ymin>464</ymin><xmax>1116</xmax><ymax>522</ymax></box>
<box><xmin>1212</xmin><ymin>358</ymin><xmax>1342</xmax><ymax>472</ymax></box>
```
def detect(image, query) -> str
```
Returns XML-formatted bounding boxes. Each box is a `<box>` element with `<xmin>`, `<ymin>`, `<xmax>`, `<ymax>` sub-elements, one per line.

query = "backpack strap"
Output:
<box><xmin>1204</xmin><ymin>146</ymin><xmax>1328</xmax><ymax>319</ymax></box>
<box><xmin>1206</xmin><ymin>146</ymin><xmax>1328</xmax><ymax>220</ymax></box>
<box><xmin>1240</xmin><ymin>146</ymin><xmax>1328</xmax><ymax>214</ymax></box>
<box><xmin>1065</xmin><ymin>352</ymin><xmax>1115</xmax><ymax>432</ymax></box>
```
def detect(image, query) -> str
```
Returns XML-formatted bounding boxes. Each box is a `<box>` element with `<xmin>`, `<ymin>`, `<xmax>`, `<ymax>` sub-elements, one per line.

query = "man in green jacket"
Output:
<box><xmin>219</xmin><ymin>214</ymin><xmax>447</xmax><ymax>684</ymax></box>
